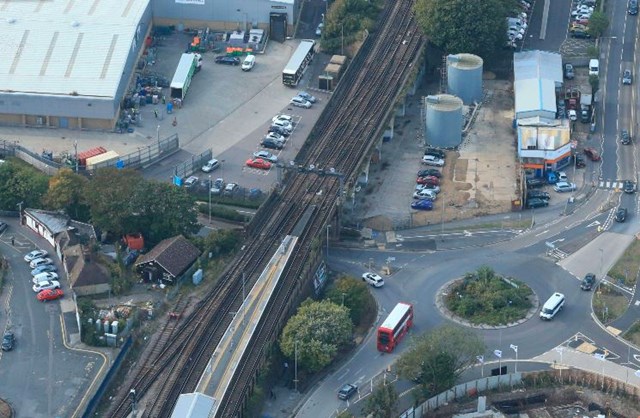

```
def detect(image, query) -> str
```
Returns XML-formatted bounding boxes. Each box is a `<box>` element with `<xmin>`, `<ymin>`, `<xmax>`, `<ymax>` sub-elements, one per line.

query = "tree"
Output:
<box><xmin>325</xmin><ymin>275</ymin><xmax>375</xmax><ymax>324</ymax></box>
<box><xmin>280</xmin><ymin>299</ymin><xmax>353</xmax><ymax>373</ymax></box>
<box><xmin>362</xmin><ymin>381</ymin><xmax>399</xmax><ymax>418</ymax></box>
<box><xmin>587</xmin><ymin>11</ymin><xmax>609</xmax><ymax>38</ymax></box>
<box><xmin>42</xmin><ymin>168</ymin><xmax>91</xmax><ymax>220</ymax></box>
<box><xmin>414</xmin><ymin>0</ymin><xmax>512</xmax><ymax>58</ymax></box>
<box><xmin>322</xmin><ymin>0</ymin><xmax>382</xmax><ymax>53</ymax></box>
<box><xmin>0</xmin><ymin>161</ymin><xmax>49</xmax><ymax>211</ymax></box>
<box><xmin>396</xmin><ymin>325</ymin><xmax>485</xmax><ymax>398</ymax></box>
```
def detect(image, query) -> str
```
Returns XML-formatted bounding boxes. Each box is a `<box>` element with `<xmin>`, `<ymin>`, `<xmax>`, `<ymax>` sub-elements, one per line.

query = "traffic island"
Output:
<box><xmin>435</xmin><ymin>266</ymin><xmax>539</xmax><ymax>329</ymax></box>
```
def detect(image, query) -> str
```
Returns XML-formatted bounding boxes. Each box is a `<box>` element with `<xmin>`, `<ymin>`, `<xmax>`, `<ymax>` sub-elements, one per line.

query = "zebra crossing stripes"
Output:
<box><xmin>598</xmin><ymin>180</ymin><xmax>624</xmax><ymax>190</ymax></box>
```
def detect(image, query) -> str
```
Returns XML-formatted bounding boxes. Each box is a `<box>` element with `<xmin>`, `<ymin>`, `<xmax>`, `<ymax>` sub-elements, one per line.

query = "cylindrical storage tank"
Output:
<box><xmin>447</xmin><ymin>53</ymin><xmax>483</xmax><ymax>105</ymax></box>
<box><xmin>425</xmin><ymin>94</ymin><xmax>463</xmax><ymax>148</ymax></box>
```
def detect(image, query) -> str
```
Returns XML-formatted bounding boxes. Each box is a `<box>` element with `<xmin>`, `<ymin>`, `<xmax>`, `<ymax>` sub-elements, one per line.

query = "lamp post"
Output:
<box><xmin>294</xmin><ymin>340</ymin><xmax>299</xmax><ymax>392</ymax></box>
<box><xmin>341</xmin><ymin>23</ymin><xmax>344</xmax><ymax>56</ymax></box>
<box><xmin>510</xmin><ymin>344</ymin><xmax>518</xmax><ymax>373</ymax></box>
<box><xmin>208</xmin><ymin>175</ymin><xmax>212</xmax><ymax>223</ymax></box>
<box><xmin>326</xmin><ymin>224</ymin><xmax>331</xmax><ymax>256</ymax></box>
<box><xmin>73</xmin><ymin>140</ymin><xmax>78</xmax><ymax>173</ymax></box>
<box><xmin>156</xmin><ymin>124</ymin><xmax>160</xmax><ymax>145</ymax></box>
<box><xmin>599</xmin><ymin>248</ymin><xmax>604</xmax><ymax>279</ymax></box>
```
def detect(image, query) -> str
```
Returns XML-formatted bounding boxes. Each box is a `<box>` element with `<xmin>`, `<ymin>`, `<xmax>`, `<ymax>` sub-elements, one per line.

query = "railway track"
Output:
<box><xmin>103</xmin><ymin>0</ymin><xmax>424</xmax><ymax>416</ymax></box>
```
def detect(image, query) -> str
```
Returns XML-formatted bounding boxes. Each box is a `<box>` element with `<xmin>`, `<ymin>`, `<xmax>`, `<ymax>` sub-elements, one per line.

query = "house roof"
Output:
<box><xmin>135</xmin><ymin>235</ymin><xmax>201</xmax><ymax>278</ymax></box>
<box><xmin>65</xmin><ymin>245</ymin><xmax>111</xmax><ymax>288</ymax></box>
<box><xmin>25</xmin><ymin>209</ymin><xmax>70</xmax><ymax>235</ymax></box>
<box><xmin>170</xmin><ymin>392</ymin><xmax>215</xmax><ymax>418</ymax></box>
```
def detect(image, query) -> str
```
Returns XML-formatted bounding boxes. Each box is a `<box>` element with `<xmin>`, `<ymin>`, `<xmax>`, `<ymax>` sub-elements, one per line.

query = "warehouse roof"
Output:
<box><xmin>0</xmin><ymin>0</ymin><xmax>150</xmax><ymax>98</ymax></box>
<box><xmin>513</xmin><ymin>50</ymin><xmax>563</xmax><ymax>84</ymax></box>
<box><xmin>514</xmin><ymin>78</ymin><xmax>557</xmax><ymax>116</ymax></box>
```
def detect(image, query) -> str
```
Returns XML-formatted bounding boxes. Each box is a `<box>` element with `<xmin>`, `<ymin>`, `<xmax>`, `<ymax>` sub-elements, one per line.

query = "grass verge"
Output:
<box><xmin>622</xmin><ymin>321</ymin><xmax>640</xmax><ymax>346</ymax></box>
<box><xmin>593</xmin><ymin>283</ymin><xmax>628</xmax><ymax>324</ymax></box>
<box><xmin>608</xmin><ymin>238</ymin><xmax>640</xmax><ymax>288</ymax></box>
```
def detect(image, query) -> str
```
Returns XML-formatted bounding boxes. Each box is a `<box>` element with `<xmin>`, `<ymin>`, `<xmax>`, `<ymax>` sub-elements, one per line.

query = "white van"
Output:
<box><xmin>242</xmin><ymin>55</ymin><xmax>255</xmax><ymax>71</ymax></box>
<box><xmin>589</xmin><ymin>59</ymin><xmax>600</xmax><ymax>76</ymax></box>
<box><xmin>540</xmin><ymin>292</ymin><xmax>565</xmax><ymax>320</ymax></box>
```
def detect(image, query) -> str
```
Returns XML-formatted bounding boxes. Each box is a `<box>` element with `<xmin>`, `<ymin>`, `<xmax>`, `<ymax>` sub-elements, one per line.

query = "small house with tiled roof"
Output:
<box><xmin>23</xmin><ymin>208</ymin><xmax>96</xmax><ymax>258</ymax></box>
<box><xmin>64</xmin><ymin>245</ymin><xmax>112</xmax><ymax>296</ymax></box>
<box><xmin>134</xmin><ymin>235</ymin><xmax>201</xmax><ymax>284</ymax></box>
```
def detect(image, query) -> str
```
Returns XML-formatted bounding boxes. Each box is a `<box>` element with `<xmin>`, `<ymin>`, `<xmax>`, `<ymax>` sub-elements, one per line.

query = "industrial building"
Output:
<box><xmin>513</xmin><ymin>51</ymin><xmax>571</xmax><ymax>174</ymax></box>
<box><xmin>0</xmin><ymin>0</ymin><xmax>297</xmax><ymax>131</ymax></box>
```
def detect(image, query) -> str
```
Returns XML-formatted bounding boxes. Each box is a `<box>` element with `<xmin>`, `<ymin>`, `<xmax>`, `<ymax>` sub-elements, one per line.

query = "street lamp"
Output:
<box><xmin>326</xmin><ymin>224</ymin><xmax>331</xmax><ymax>256</ymax></box>
<box><xmin>73</xmin><ymin>140</ymin><xmax>78</xmax><ymax>173</ymax></box>
<box><xmin>510</xmin><ymin>344</ymin><xmax>518</xmax><ymax>373</ymax></box>
<box><xmin>294</xmin><ymin>340</ymin><xmax>299</xmax><ymax>392</ymax></box>
<box><xmin>156</xmin><ymin>124</ymin><xmax>160</xmax><ymax>144</ymax></box>
<box><xmin>599</xmin><ymin>248</ymin><xmax>604</xmax><ymax>279</ymax></box>
<box><xmin>208</xmin><ymin>175</ymin><xmax>212</xmax><ymax>223</ymax></box>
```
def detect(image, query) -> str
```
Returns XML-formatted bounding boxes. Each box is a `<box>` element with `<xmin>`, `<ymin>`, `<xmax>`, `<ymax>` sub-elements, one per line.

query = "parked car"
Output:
<box><xmin>553</xmin><ymin>182</ymin><xmax>577</xmax><ymax>193</ymax></box>
<box><xmin>417</xmin><ymin>169</ymin><xmax>442</xmax><ymax>178</ymax></box>
<box><xmin>623</xmin><ymin>70</ymin><xmax>633</xmax><ymax>85</ymax></box>
<box><xmin>24</xmin><ymin>249</ymin><xmax>48</xmax><ymax>262</ymax></box>
<box><xmin>337</xmin><ymin>383</ymin><xmax>358</xmax><ymax>400</ymax></box>
<box><xmin>201</xmin><ymin>158</ymin><xmax>220</xmax><ymax>173</ymax></box>
<box><xmin>246</xmin><ymin>158</ymin><xmax>272</xmax><ymax>170</ymax></box>
<box><xmin>31</xmin><ymin>264</ymin><xmax>57</xmax><ymax>276</ymax></box>
<box><xmin>574</xmin><ymin>155</ymin><xmax>586</xmax><ymax>168</ymax></box>
<box><xmin>37</xmin><ymin>288</ymin><xmax>64</xmax><ymax>302</ymax></box>
<box><xmin>527</xmin><ymin>190</ymin><xmax>550</xmax><ymax>200</ymax></box>
<box><xmin>297</xmin><ymin>91</ymin><xmax>317</xmax><ymax>103</ymax></box>
<box><xmin>315</xmin><ymin>22</ymin><xmax>324</xmax><ymax>36</ymax></box>
<box><xmin>0</xmin><ymin>221</ymin><xmax>7</xmax><ymax>233</ymax></box>
<box><xmin>416</xmin><ymin>176</ymin><xmax>439</xmax><ymax>185</ymax></box>
<box><xmin>29</xmin><ymin>257</ymin><xmax>54</xmax><ymax>269</ymax></box>
<box><xmin>415</xmin><ymin>184</ymin><xmax>441</xmax><ymax>194</ymax></box>
<box><xmin>265</xmin><ymin>132</ymin><xmax>286</xmax><ymax>143</ymax></box>
<box><xmin>621</xmin><ymin>130</ymin><xmax>631</xmax><ymax>144</ymax></box>
<box><xmin>210</xmin><ymin>178</ymin><xmax>225</xmax><ymax>195</ymax></box>
<box><xmin>413</xmin><ymin>189</ymin><xmax>437</xmax><ymax>200</ymax></box>
<box><xmin>32</xmin><ymin>280</ymin><xmax>60</xmax><ymax>293</ymax></box>
<box><xmin>272</xmin><ymin>114</ymin><xmax>293</xmax><ymax>124</ymax></box>
<box><xmin>268</xmin><ymin>125</ymin><xmax>290</xmax><ymax>137</ymax></box>
<box><xmin>584</xmin><ymin>147</ymin><xmax>601</xmax><ymax>161</ymax></box>
<box><xmin>184</xmin><ymin>175</ymin><xmax>199</xmax><ymax>188</ymax></box>
<box><xmin>261</xmin><ymin>138</ymin><xmax>284</xmax><ymax>150</ymax></box>
<box><xmin>581</xmin><ymin>273</ymin><xmax>596</xmax><ymax>291</ymax></box>
<box><xmin>33</xmin><ymin>272</ymin><xmax>59</xmax><ymax>284</ymax></box>
<box><xmin>215</xmin><ymin>56</ymin><xmax>240</xmax><ymax>65</ymax></box>
<box><xmin>271</xmin><ymin>118</ymin><xmax>293</xmax><ymax>131</ymax></box>
<box><xmin>526</xmin><ymin>198</ymin><xmax>549</xmax><ymax>209</ymax></box>
<box><xmin>411</xmin><ymin>199</ymin><xmax>434</xmax><ymax>211</ymax></box>
<box><xmin>526</xmin><ymin>178</ymin><xmax>545</xmax><ymax>189</ymax></box>
<box><xmin>253</xmin><ymin>150</ymin><xmax>278</xmax><ymax>163</ymax></box>
<box><xmin>615</xmin><ymin>207</ymin><xmax>628</xmax><ymax>222</ymax></box>
<box><xmin>564</xmin><ymin>63</ymin><xmax>575</xmax><ymax>80</ymax></box>
<box><xmin>623</xmin><ymin>180</ymin><xmax>636</xmax><ymax>193</ymax></box>
<box><xmin>1</xmin><ymin>332</ymin><xmax>14</xmax><ymax>351</ymax></box>
<box><xmin>424</xmin><ymin>148</ymin><xmax>446</xmax><ymax>159</ymax></box>
<box><xmin>290</xmin><ymin>96</ymin><xmax>312</xmax><ymax>109</ymax></box>
<box><xmin>571</xmin><ymin>29</ymin><xmax>591</xmax><ymax>38</ymax></box>
<box><xmin>223</xmin><ymin>183</ymin><xmax>238</xmax><ymax>196</ymax></box>
<box><xmin>421</xmin><ymin>155</ymin><xmax>445</xmax><ymax>167</ymax></box>
<box><xmin>361</xmin><ymin>272</ymin><xmax>384</xmax><ymax>288</ymax></box>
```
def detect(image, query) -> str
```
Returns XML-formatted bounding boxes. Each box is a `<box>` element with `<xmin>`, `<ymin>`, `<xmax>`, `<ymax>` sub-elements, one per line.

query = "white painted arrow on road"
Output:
<box><xmin>587</xmin><ymin>220</ymin><xmax>601</xmax><ymax>228</ymax></box>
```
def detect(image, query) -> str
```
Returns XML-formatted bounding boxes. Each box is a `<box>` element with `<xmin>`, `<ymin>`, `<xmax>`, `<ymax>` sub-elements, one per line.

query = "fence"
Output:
<box><xmin>81</xmin><ymin>335</ymin><xmax>133</xmax><ymax>418</ymax></box>
<box><xmin>172</xmin><ymin>149</ymin><xmax>213</xmax><ymax>180</ymax></box>
<box><xmin>89</xmin><ymin>134</ymin><xmax>180</xmax><ymax>172</ymax></box>
<box><xmin>1</xmin><ymin>140</ymin><xmax>63</xmax><ymax>175</ymax></box>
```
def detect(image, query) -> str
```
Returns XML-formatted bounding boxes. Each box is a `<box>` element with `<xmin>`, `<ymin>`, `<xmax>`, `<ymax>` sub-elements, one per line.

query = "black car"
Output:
<box><xmin>621</xmin><ymin>130</ymin><xmax>632</xmax><ymax>145</ymax></box>
<box><xmin>260</xmin><ymin>139</ymin><xmax>284</xmax><ymax>150</ymax></box>
<box><xmin>1</xmin><ymin>332</ymin><xmax>14</xmax><ymax>351</ymax></box>
<box><xmin>527</xmin><ymin>190</ymin><xmax>550</xmax><ymax>200</ymax></box>
<box><xmin>215</xmin><ymin>56</ymin><xmax>241</xmax><ymax>66</ymax></box>
<box><xmin>526</xmin><ymin>178</ymin><xmax>545</xmax><ymax>189</ymax></box>
<box><xmin>615</xmin><ymin>207</ymin><xmax>628</xmax><ymax>222</ymax></box>
<box><xmin>571</xmin><ymin>30</ymin><xmax>591</xmax><ymax>39</ymax></box>
<box><xmin>0</xmin><ymin>221</ymin><xmax>6</xmax><ymax>233</ymax></box>
<box><xmin>574</xmin><ymin>155</ymin><xmax>586</xmax><ymax>168</ymax></box>
<box><xmin>337</xmin><ymin>383</ymin><xmax>358</xmax><ymax>400</ymax></box>
<box><xmin>268</xmin><ymin>125</ymin><xmax>290</xmax><ymax>137</ymax></box>
<box><xmin>624</xmin><ymin>180</ymin><xmax>636</xmax><ymax>193</ymax></box>
<box><xmin>581</xmin><ymin>273</ymin><xmax>596</xmax><ymax>291</ymax></box>
<box><xmin>424</xmin><ymin>148</ymin><xmax>446</xmax><ymax>159</ymax></box>
<box><xmin>417</xmin><ymin>169</ymin><xmax>442</xmax><ymax>178</ymax></box>
<box><xmin>526</xmin><ymin>198</ymin><xmax>549</xmax><ymax>209</ymax></box>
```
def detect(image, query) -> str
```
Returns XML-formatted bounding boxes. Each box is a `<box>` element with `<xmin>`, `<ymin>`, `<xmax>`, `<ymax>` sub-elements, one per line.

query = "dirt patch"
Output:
<box><xmin>453</xmin><ymin>158</ymin><xmax>468</xmax><ymax>181</ymax></box>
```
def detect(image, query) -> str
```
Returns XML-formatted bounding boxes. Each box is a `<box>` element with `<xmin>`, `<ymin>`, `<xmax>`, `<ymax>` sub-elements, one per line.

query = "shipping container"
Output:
<box><xmin>86</xmin><ymin>150</ymin><xmax>120</xmax><ymax>170</ymax></box>
<box><xmin>77</xmin><ymin>147</ymin><xmax>107</xmax><ymax>166</ymax></box>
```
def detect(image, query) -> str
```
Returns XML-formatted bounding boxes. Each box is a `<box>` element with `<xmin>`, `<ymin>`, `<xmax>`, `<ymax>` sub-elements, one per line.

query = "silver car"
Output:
<box><xmin>32</xmin><ymin>280</ymin><xmax>60</xmax><ymax>293</ymax></box>
<box><xmin>33</xmin><ymin>272</ymin><xmax>59</xmax><ymax>284</ymax></box>
<box><xmin>253</xmin><ymin>150</ymin><xmax>278</xmax><ymax>163</ymax></box>
<box><xmin>29</xmin><ymin>257</ymin><xmax>54</xmax><ymax>269</ymax></box>
<box><xmin>290</xmin><ymin>96</ymin><xmax>312</xmax><ymax>109</ymax></box>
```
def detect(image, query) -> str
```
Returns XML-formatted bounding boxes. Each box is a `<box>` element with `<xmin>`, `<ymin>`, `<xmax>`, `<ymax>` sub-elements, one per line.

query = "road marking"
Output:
<box><xmin>535</xmin><ymin>230</ymin><xmax>549</xmax><ymax>237</ymax></box>
<box><xmin>587</xmin><ymin>220</ymin><xmax>601</xmax><ymax>228</ymax></box>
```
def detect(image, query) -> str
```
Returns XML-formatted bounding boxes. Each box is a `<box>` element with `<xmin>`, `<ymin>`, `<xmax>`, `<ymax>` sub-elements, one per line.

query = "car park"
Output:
<box><xmin>32</xmin><ymin>280</ymin><xmax>60</xmax><ymax>293</ymax></box>
<box><xmin>253</xmin><ymin>150</ymin><xmax>278</xmax><ymax>163</ymax></box>
<box><xmin>583</xmin><ymin>147</ymin><xmax>601</xmax><ymax>161</ymax></box>
<box><xmin>415</xmin><ymin>184</ymin><xmax>440</xmax><ymax>194</ymax></box>
<box><xmin>527</xmin><ymin>190</ymin><xmax>550</xmax><ymax>200</ymax></box>
<box><xmin>215</xmin><ymin>56</ymin><xmax>240</xmax><ymax>65</ymax></box>
<box><xmin>526</xmin><ymin>198</ymin><xmax>549</xmax><ymax>209</ymax></box>
<box><xmin>421</xmin><ymin>155</ymin><xmax>445</xmax><ymax>167</ymax></box>
<box><xmin>615</xmin><ymin>207</ymin><xmax>628</xmax><ymax>222</ymax></box>
<box><xmin>24</xmin><ymin>249</ymin><xmax>48</xmax><ymax>262</ymax></box>
<box><xmin>624</xmin><ymin>180</ymin><xmax>636</xmax><ymax>193</ymax></box>
<box><xmin>31</xmin><ymin>264</ymin><xmax>57</xmax><ymax>276</ymax></box>
<box><xmin>526</xmin><ymin>178</ymin><xmax>545</xmax><ymax>189</ymax></box>
<box><xmin>413</xmin><ymin>189</ymin><xmax>437</xmax><ymax>200</ymax></box>
<box><xmin>1</xmin><ymin>332</ymin><xmax>14</xmax><ymax>351</ymax></box>
<box><xmin>417</xmin><ymin>169</ymin><xmax>441</xmax><ymax>178</ymax></box>
<box><xmin>29</xmin><ymin>257</ymin><xmax>54</xmax><ymax>269</ymax></box>
<box><xmin>621</xmin><ymin>130</ymin><xmax>631</xmax><ymax>144</ymax></box>
<box><xmin>223</xmin><ymin>183</ymin><xmax>238</xmax><ymax>196</ymax></box>
<box><xmin>261</xmin><ymin>139</ymin><xmax>284</xmax><ymax>150</ymax></box>
<box><xmin>361</xmin><ymin>272</ymin><xmax>384</xmax><ymax>288</ymax></box>
<box><xmin>246</xmin><ymin>158</ymin><xmax>272</xmax><ymax>170</ymax></box>
<box><xmin>37</xmin><ymin>288</ymin><xmax>64</xmax><ymax>302</ymax></box>
<box><xmin>553</xmin><ymin>182</ymin><xmax>577</xmax><ymax>193</ymax></box>
<box><xmin>33</xmin><ymin>272</ymin><xmax>59</xmax><ymax>284</ymax></box>
<box><xmin>581</xmin><ymin>273</ymin><xmax>596</xmax><ymax>291</ymax></box>
<box><xmin>210</xmin><ymin>178</ymin><xmax>225</xmax><ymax>195</ymax></box>
<box><xmin>297</xmin><ymin>91</ymin><xmax>317</xmax><ymax>103</ymax></box>
<box><xmin>201</xmin><ymin>158</ymin><xmax>220</xmax><ymax>173</ymax></box>
<box><xmin>290</xmin><ymin>96</ymin><xmax>312</xmax><ymax>109</ymax></box>
<box><xmin>623</xmin><ymin>70</ymin><xmax>633</xmax><ymax>85</ymax></box>
<box><xmin>337</xmin><ymin>383</ymin><xmax>358</xmax><ymax>400</ymax></box>
<box><xmin>411</xmin><ymin>199</ymin><xmax>434</xmax><ymax>211</ymax></box>
<box><xmin>564</xmin><ymin>64</ymin><xmax>575</xmax><ymax>80</ymax></box>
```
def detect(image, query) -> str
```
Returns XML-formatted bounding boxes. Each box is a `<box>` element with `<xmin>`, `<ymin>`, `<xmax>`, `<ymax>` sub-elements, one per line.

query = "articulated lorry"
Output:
<box><xmin>170</xmin><ymin>53</ymin><xmax>203</xmax><ymax>101</ymax></box>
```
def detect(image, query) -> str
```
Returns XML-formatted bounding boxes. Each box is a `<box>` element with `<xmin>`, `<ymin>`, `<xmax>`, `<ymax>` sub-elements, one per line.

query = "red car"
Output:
<box><xmin>37</xmin><ymin>288</ymin><xmax>64</xmax><ymax>302</ymax></box>
<box><xmin>246</xmin><ymin>158</ymin><xmax>272</xmax><ymax>170</ymax></box>
<box><xmin>583</xmin><ymin>147</ymin><xmax>601</xmax><ymax>161</ymax></box>
<box><xmin>416</xmin><ymin>176</ymin><xmax>440</xmax><ymax>185</ymax></box>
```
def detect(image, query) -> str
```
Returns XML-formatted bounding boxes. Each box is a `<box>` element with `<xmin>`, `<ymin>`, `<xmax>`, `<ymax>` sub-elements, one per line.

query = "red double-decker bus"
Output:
<box><xmin>377</xmin><ymin>302</ymin><xmax>414</xmax><ymax>353</ymax></box>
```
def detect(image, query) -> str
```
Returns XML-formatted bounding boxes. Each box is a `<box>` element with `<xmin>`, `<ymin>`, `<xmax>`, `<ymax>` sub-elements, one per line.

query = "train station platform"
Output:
<box><xmin>170</xmin><ymin>235</ymin><xmax>298</xmax><ymax>417</ymax></box>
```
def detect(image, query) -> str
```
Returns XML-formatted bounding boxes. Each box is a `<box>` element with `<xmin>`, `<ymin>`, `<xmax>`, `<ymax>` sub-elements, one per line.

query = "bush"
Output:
<box><xmin>197</xmin><ymin>203</ymin><xmax>251</xmax><ymax>222</ymax></box>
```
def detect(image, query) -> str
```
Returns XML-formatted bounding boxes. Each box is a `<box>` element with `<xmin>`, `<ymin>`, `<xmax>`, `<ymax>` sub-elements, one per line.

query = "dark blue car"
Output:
<box><xmin>411</xmin><ymin>199</ymin><xmax>433</xmax><ymax>211</ymax></box>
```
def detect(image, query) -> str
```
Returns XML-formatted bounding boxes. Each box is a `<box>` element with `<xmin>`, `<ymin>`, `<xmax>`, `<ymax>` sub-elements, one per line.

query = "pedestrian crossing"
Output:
<box><xmin>598</xmin><ymin>180</ymin><xmax>624</xmax><ymax>190</ymax></box>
